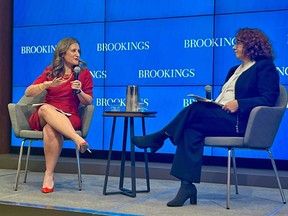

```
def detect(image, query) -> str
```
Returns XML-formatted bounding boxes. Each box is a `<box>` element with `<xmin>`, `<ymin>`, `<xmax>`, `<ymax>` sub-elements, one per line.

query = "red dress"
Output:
<box><xmin>29</xmin><ymin>66</ymin><xmax>93</xmax><ymax>131</ymax></box>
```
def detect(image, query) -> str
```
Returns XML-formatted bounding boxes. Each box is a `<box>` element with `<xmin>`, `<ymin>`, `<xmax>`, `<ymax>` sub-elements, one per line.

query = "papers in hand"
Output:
<box><xmin>187</xmin><ymin>94</ymin><xmax>223</xmax><ymax>106</ymax></box>
<box><xmin>32</xmin><ymin>103</ymin><xmax>72</xmax><ymax>116</ymax></box>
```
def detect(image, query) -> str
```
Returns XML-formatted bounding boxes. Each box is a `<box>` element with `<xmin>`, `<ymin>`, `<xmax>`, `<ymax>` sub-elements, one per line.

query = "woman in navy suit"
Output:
<box><xmin>132</xmin><ymin>28</ymin><xmax>280</xmax><ymax>207</ymax></box>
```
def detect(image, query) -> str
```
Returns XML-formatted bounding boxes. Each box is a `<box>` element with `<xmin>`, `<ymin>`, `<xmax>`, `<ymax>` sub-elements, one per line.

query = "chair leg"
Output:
<box><xmin>231</xmin><ymin>149</ymin><xmax>239</xmax><ymax>194</ymax></box>
<box><xmin>24</xmin><ymin>140</ymin><xmax>32</xmax><ymax>183</ymax></box>
<box><xmin>75</xmin><ymin>147</ymin><xmax>82</xmax><ymax>191</ymax></box>
<box><xmin>267</xmin><ymin>149</ymin><xmax>286</xmax><ymax>204</ymax></box>
<box><xmin>226</xmin><ymin>148</ymin><xmax>231</xmax><ymax>209</ymax></box>
<box><xmin>15</xmin><ymin>139</ymin><xmax>26</xmax><ymax>191</ymax></box>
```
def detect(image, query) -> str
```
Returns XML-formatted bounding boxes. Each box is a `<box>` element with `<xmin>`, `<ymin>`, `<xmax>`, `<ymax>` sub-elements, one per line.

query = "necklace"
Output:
<box><xmin>61</xmin><ymin>73</ymin><xmax>72</xmax><ymax>80</ymax></box>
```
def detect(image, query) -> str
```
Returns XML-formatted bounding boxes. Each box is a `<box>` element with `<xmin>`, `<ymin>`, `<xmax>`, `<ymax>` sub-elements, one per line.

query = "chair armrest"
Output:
<box><xmin>8</xmin><ymin>103</ymin><xmax>32</xmax><ymax>137</ymax></box>
<box><xmin>244</xmin><ymin>106</ymin><xmax>285</xmax><ymax>148</ymax></box>
<box><xmin>79</xmin><ymin>105</ymin><xmax>95</xmax><ymax>138</ymax></box>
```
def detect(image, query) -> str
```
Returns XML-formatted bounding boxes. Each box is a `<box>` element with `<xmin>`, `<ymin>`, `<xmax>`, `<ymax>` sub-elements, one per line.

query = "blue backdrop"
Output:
<box><xmin>12</xmin><ymin>0</ymin><xmax>288</xmax><ymax>160</ymax></box>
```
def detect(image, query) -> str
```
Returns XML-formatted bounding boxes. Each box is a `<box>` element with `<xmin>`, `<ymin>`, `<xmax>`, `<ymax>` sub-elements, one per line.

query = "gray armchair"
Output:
<box><xmin>204</xmin><ymin>85</ymin><xmax>287</xmax><ymax>209</ymax></box>
<box><xmin>8</xmin><ymin>91</ymin><xmax>95</xmax><ymax>191</ymax></box>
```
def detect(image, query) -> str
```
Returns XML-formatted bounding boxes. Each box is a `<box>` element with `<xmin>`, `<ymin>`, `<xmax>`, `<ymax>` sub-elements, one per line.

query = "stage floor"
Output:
<box><xmin>0</xmin><ymin>168</ymin><xmax>287</xmax><ymax>216</ymax></box>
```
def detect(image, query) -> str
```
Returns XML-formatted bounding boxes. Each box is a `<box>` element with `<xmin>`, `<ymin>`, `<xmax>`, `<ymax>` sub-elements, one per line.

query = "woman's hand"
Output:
<box><xmin>222</xmin><ymin>100</ymin><xmax>239</xmax><ymax>113</ymax></box>
<box><xmin>71</xmin><ymin>80</ymin><xmax>93</xmax><ymax>105</ymax></box>
<box><xmin>70</xmin><ymin>80</ymin><xmax>82</xmax><ymax>91</ymax></box>
<box><xmin>44</xmin><ymin>77</ymin><xmax>66</xmax><ymax>88</ymax></box>
<box><xmin>25</xmin><ymin>77</ymin><xmax>66</xmax><ymax>97</ymax></box>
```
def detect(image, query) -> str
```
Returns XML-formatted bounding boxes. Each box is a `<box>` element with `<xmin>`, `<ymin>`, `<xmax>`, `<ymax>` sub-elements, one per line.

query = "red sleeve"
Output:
<box><xmin>79</xmin><ymin>68</ymin><xmax>93</xmax><ymax>98</ymax></box>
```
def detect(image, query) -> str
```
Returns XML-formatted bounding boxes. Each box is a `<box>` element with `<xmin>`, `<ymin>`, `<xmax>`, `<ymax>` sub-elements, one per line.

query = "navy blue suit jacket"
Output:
<box><xmin>224</xmin><ymin>58</ymin><xmax>280</xmax><ymax>122</ymax></box>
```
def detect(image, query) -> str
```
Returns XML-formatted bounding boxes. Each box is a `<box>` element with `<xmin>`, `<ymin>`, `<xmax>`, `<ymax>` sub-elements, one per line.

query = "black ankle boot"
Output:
<box><xmin>131</xmin><ymin>130</ymin><xmax>167</xmax><ymax>153</ymax></box>
<box><xmin>167</xmin><ymin>182</ymin><xmax>197</xmax><ymax>207</ymax></box>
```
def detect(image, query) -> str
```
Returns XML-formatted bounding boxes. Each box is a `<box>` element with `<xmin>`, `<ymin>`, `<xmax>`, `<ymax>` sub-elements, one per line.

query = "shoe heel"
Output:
<box><xmin>150</xmin><ymin>147</ymin><xmax>159</xmax><ymax>153</ymax></box>
<box><xmin>86</xmin><ymin>148</ymin><xmax>92</xmax><ymax>153</ymax></box>
<box><xmin>79</xmin><ymin>142</ymin><xmax>92</xmax><ymax>154</ymax></box>
<box><xmin>189</xmin><ymin>193</ymin><xmax>197</xmax><ymax>205</ymax></box>
<box><xmin>150</xmin><ymin>144</ymin><xmax>163</xmax><ymax>153</ymax></box>
<box><xmin>80</xmin><ymin>146</ymin><xmax>92</xmax><ymax>154</ymax></box>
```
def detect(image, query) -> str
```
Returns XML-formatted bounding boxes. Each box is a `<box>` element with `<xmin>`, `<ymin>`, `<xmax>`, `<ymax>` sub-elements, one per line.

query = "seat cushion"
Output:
<box><xmin>204</xmin><ymin>136</ymin><xmax>244</xmax><ymax>147</ymax></box>
<box><xmin>19</xmin><ymin>130</ymin><xmax>82</xmax><ymax>139</ymax></box>
<box><xmin>19</xmin><ymin>130</ymin><xmax>43</xmax><ymax>139</ymax></box>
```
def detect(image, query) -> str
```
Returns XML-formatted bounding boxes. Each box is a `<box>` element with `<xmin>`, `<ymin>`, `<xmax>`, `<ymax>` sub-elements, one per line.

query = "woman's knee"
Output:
<box><xmin>38</xmin><ymin>104</ymin><xmax>55</xmax><ymax>117</ymax></box>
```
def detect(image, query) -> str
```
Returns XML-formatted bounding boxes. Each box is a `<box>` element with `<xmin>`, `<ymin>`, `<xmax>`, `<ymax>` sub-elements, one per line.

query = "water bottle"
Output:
<box><xmin>126</xmin><ymin>85</ymin><xmax>139</xmax><ymax>111</ymax></box>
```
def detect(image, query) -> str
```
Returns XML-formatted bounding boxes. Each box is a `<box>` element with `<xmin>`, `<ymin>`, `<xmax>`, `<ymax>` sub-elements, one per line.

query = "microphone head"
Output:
<box><xmin>205</xmin><ymin>85</ymin><xmax>212</xmax><ymax>92</ymax></box>
<box><xmin>73</xmin><ymin>65</ymin><xmax>81</xmax><ymax>81</ymax></box>
<box><xmin>73</xmin><ymin>65</ymin><xmax>81</xmax><ymax>74</ymax></box>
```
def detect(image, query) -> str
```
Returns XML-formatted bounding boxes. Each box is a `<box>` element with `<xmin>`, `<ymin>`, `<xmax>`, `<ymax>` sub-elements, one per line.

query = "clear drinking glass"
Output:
<box><xmin>110</xmin><ymin>102</ymin><xmax>121</xmax><ymax>112</ymax></box>
<box><xmin>137</xmin><ymin>102</ymin><xmax>147</xmax><ymax>112</ymax></box>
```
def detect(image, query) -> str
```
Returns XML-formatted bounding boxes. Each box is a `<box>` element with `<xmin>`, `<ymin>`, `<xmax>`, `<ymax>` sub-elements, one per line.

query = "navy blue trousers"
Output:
<box><xmin>164</xmin><ymin>102</ymin><xmax>243</xmax><ymax>183</ymax></box>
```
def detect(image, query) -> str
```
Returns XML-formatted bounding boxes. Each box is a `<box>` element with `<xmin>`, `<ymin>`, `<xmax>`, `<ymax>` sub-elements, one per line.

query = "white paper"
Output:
<box><xmin>32</xmin><ymin>103</ymin><xmax>72</xmax><ymax>116</ymax></box>
<box><xmin>187</xmin><ymin>94</ymin><xmax>223</xmax><ymax>106</ymax></box>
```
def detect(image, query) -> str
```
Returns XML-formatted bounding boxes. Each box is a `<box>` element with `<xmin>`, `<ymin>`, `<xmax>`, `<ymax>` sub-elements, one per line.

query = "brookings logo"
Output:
<box><xmin>277</xmin><ymin>66</ymin><xmax>288</xmax><ymax>76</ymax></box>
<box><xmin>184</xmin><ymin>37</ymin><xmax>236</xmax><ymax>48</ymax></box>
<box><xmin>95</xmin><ymin>97</ymin><xmax>149</xmax><ymax>107</ymax></box>
<box><xmin>96</xmin><ymin>41</ymin><xmax>150</xmax><ymax>52</ymax></box>
<box><xmin>21</xmin><ymin>45</ymin><xmax>56</xmax><ymax>54</ymax></box>
<box><xmin>90</xmin><ymin>70</ymin><xmax>107</xmax><ymax>79</ymax></box>
<box><xmin>138</xmin><ymin>68</ymin><xmax>195</xmax><ymax>79</ymax></box>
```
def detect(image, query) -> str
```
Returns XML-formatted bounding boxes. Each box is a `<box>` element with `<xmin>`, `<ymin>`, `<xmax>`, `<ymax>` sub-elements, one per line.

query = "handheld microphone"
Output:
<box><xmin>205</xmin><ymin>85</ymin><xmax>212</xmax><ymax>100</ymax></box>
<box><xmin>73</xmin><ymin>65</ymin><xmax>81</xmax><ymax>94</ymax></box>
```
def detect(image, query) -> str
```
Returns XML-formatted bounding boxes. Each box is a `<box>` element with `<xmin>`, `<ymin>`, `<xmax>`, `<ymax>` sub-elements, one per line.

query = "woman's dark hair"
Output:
<box><xmin>236</xmin><ymin>28</ymin><xmax>275</xmax><ymax>61</ymax></box>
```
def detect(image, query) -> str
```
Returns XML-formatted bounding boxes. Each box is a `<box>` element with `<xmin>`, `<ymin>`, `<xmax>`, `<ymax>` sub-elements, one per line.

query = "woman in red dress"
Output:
<box><xmin>25</xmin><ymin>37</ymin><xmax>93</xmax><ymax>193</ymax></box>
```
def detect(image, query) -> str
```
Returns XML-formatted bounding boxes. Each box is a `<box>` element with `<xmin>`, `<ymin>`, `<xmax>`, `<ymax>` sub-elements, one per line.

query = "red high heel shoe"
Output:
<box><xmin>42</xmin><ymin>177</ymin><xmax>54</xmax><ymax>193</ymax></box>
<box><xmin>79</xmin><ymin>141</ymin><xmax>92</xmax><ymax>153</ymax></box>
<box><xmin>42</xmin><ymin>186</ymin><xmax>54</xmax><ymax>193</ymax></box>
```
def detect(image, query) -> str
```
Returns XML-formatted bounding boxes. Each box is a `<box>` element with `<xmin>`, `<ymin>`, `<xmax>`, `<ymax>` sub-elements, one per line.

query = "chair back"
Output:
<box><xmin>78</xmin><ymin>104</ymin><xmax>95</xmax><ymax>138</ymax></box>
<box><xmin>17</xmin><ymin>91</ymin><xmax>47</xmax><ymax>105</ymax></box>
<box><xmin>8</xmin><ymin>92</ymin><xmax>47</xmax><ymax>137</ymax></box>
<box><xmin>243</xmin><ymin>85</ymin><xmax>287</xmax><ymax>148</ymax></box>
